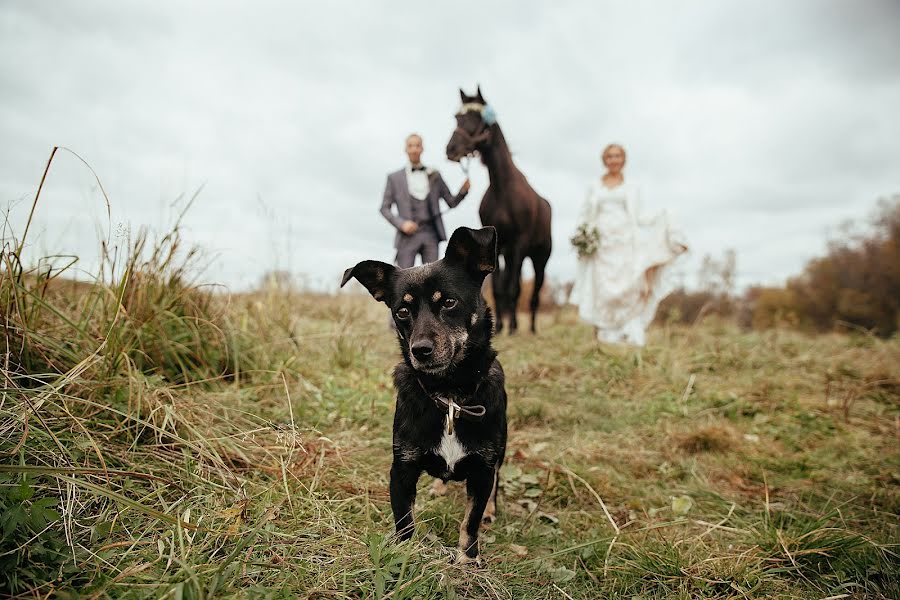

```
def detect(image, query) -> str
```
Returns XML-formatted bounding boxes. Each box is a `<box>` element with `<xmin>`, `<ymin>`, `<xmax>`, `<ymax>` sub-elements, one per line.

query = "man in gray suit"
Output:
<box><xmin>381</xmin><ymin>133</ymin><xmax>470</xmax><ymax>268</ymax></box>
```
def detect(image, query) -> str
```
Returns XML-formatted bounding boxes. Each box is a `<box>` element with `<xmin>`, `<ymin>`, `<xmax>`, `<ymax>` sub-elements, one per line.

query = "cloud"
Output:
<box><xmin>2</xmin><ymin>0</ymin><xmax>898</xmax><ymax>293</ymax></box>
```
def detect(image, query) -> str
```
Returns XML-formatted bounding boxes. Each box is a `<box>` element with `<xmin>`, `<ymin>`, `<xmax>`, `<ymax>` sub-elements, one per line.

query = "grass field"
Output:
<box><xmin>2</xmin><ymin>230</ymin><xmax>899</xmax><ymax>598</ymax></box>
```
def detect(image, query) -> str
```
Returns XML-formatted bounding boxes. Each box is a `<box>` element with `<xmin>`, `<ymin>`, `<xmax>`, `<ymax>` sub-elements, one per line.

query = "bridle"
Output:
<box><xmin>451</xmin><ymin>102</ymin><xmax>493</xmax><ymax>160</ymax></box>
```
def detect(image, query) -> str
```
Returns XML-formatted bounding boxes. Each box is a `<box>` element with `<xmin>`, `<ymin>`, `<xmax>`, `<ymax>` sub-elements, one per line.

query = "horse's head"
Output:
<box><xmin>446</xmin><ymin>86</ymin><xmax>496</xmax><ymax>162</ymax></box>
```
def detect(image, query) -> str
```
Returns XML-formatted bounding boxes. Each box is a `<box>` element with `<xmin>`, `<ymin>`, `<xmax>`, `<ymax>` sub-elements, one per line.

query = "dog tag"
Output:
<box><xmin>446</xmin><ymin>399</ymin><xmax>461</xmax><ymax>435</ymax></box>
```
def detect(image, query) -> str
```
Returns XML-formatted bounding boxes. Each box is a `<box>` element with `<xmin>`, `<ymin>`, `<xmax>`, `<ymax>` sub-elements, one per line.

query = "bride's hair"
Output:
<box><xmin>601</xmin><ymin>143</ymin><xmax>626</xmax><ymax>161</ymax></box>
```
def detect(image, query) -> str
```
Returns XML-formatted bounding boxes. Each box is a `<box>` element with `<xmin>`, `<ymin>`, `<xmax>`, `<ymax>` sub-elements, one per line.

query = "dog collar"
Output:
<box><xmin>417</xmin><ymin>380</ymin><xmax>487</xmax><ymax>435</ymax></box>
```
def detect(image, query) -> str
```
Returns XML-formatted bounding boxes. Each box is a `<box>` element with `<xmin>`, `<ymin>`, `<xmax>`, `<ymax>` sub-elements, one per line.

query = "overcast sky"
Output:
<box><xmin>2</xmin><ymin>0</ymin><xmax>899</xmax><ymax>292</ymax></box>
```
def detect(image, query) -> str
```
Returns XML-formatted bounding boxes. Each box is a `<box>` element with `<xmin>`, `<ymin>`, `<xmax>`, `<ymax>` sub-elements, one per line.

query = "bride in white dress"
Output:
<box><xmin>570</xmin><ymin>144</ymin><xmax>688</xmax><ymax>346</ymax></box>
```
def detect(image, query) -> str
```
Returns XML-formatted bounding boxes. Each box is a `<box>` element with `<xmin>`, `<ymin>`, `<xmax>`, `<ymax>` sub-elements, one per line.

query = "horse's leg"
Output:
<box><xmin>505</xmin><ymin>248</ymin><xmax>524</xmax><ymax>333</ymax></box>
<box><xmin>491</xmin><ymin>254</ymin><xmax>506</xmax><ymax>333</ymax></box>
<box><xmin>529</xmin><ymin>249</ymin><xmax>550</xmax><ymax>334</ymax></box>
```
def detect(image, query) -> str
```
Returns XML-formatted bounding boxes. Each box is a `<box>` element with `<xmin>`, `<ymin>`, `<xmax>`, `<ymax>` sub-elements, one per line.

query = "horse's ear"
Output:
<box><xmin>476</xmin><ymin>85</ymin><xmax>485</xmax><ymax>103</ymax></box>
<box><xmin>459</xmin><ymin>88</ymin><xmax>468</xmax><ymax>103</ymax></box>
<box><xmin>444</xmin><ymin>226</ymin><xmax>497</xmax><ymax>282</ymax></box>
<box><xmin>341</xmin><ymin>260</ymin><xmax>396</xmax><ymax>305</ymax></box>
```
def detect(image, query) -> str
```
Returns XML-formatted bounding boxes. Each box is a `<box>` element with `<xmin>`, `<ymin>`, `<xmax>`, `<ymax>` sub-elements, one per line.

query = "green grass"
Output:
<box><xmin>2</xmin><ymin>226</ymin><xmax>899</xmax><ymax>598</ymax></box>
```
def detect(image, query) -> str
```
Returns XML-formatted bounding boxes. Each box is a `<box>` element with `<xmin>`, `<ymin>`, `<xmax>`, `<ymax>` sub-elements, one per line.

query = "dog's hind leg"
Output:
<box><xmin>390</xmin><ymin>461</ymin><xmax>420</xmax><ymax>541</ymax></box>
<box><xmin>481</xmin><ymin>467</ymin><xmax>499</xmax><ymax>525</ymax></box>
<box><xmin>456</xmin><ymin>466</ymin><xmax>494</xmax><ymax>564</ymax></box>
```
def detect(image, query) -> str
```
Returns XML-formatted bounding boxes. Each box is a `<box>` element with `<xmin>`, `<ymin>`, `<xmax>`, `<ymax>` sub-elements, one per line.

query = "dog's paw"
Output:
<box><xmin>481</xmin><ymin>513</ymin><xmax>495</xmax><ymax>525</ymax></box>
<box><xmin>429</xmin><ymin>479</ymin><xmax>449</xmax><ymax>497</ymax></box>
<box><xmin>453</xmin><ymin>550</ymin><xmax>482</xmax><ymax>567</ymax></box>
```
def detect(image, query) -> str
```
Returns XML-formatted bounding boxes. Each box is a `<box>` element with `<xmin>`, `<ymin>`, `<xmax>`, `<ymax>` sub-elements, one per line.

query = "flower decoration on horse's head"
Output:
<box><xmin>481</xmin><ymin>105</ymin><xmax>497</xmax><ymax>126</ymax></box>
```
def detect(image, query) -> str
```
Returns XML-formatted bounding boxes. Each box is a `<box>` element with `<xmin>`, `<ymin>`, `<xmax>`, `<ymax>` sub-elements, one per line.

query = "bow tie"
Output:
<box><xmin>411</xmin><ymin>165</ymin><xmax>426</xmax><ymax>172</ymax></box>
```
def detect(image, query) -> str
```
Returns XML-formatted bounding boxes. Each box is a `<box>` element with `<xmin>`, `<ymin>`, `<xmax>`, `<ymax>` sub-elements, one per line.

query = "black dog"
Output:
<box><xmin>341</xmin><ymin>226</ymin><xmax>507</xmax><ymax>563</ymax></box>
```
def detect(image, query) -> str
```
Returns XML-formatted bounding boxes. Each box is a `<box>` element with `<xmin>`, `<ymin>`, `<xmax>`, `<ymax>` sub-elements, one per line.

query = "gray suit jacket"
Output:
<box><xmin>381</xmin><ymin>168</ymin><xmax>468</xmax><ymax>248</ymax></box>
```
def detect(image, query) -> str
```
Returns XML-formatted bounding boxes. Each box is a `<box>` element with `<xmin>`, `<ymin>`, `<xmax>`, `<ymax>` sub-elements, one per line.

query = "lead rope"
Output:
<box><xmin>452</xmin><ymin>126</ymin><xmax>491</xmax><ymax>155</ymax></box>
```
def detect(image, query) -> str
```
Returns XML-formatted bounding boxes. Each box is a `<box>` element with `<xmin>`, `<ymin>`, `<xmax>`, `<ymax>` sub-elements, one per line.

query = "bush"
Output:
<box><xmin>742</xmin><ymin>286</ymin><xmax>799</xmax><ymax>330</ymax></box>
<box><xmin>784</xmin><ymin>197</ymin><xmax>899</xmax><ymax>336</ymax></box>
<box><xmin>654</xmin><ymin>249</ymin><xmax>738</xmax><ymax>325</ymax></box>
<box><xmin>654</xmin><ymin>289</ymin><xmax>736</xmax><ymax>325</ymax></box>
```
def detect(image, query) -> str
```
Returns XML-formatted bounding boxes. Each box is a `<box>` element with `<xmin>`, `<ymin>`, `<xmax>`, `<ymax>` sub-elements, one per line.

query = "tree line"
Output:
<box><xmin>657</xmin><ymin>196</ymin><xmax>900</xmax><ymax>337</ymax></box>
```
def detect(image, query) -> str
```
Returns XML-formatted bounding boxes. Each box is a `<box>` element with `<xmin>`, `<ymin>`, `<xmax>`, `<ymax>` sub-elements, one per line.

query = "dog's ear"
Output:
<box><xmin>444</xmin><ymin>226</ymin><xmax>497</xmax><ymax>282</ymax></box>
<box><xmin>340</xmin><ymin>260</ymin><xmax>396</xmax><ymax>304</ymax></box>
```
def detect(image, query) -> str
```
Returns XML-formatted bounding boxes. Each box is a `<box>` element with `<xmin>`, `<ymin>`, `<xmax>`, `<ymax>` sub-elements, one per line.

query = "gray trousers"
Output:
<box><xmin>396</xmin><ymin>229</ymin><xmax>439</xmax><ymax>268</ymax></box>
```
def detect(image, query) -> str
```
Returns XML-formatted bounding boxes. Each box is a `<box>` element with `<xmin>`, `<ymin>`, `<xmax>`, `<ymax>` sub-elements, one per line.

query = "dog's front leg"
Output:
<box><xmin>457</xmin><ymin>466</ymin><xmax>494</xmax><ymax>563</ymax></box>
<box><xmin>389</xmin><ymin>460</ymin><xmax>420</xmax><ymax>541</ymax></box>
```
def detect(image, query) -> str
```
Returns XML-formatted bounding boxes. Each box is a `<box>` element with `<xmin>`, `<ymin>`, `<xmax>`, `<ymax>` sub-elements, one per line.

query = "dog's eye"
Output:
<box><xmin>395</xmin><ymin>307</ymin><xmax>411</xmax><ymax>320</ymax></box>
<box><xmin>443</xmin><ymin>298</ymin><xmax>457</xmax><ymax>309</ymax></box>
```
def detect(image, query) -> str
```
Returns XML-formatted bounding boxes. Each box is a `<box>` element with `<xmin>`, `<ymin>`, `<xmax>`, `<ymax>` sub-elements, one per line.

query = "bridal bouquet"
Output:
<box><xmin>570</xmin><ymin>223</ymin><xmax>601</xmax><ymax>258</ymax></box>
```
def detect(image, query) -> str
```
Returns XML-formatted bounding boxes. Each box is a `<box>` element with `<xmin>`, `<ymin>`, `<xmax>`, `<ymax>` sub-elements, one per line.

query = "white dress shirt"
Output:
<box><xmin>405</xmin><ymin>163</ymin><xmax>430</xmax><ymax>201</ymax></box>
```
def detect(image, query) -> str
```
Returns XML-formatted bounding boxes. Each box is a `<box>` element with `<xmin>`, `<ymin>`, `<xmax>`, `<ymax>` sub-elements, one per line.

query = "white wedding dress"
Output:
<box><xmin>570</xmin><ymin>181</ymin><xmax>687</xmax><ymax>346</ymax></box>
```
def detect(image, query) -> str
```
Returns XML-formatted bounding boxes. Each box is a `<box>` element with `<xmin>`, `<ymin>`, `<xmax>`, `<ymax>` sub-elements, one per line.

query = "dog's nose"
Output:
<box><xmin>411</xmin><ymin>340</ymin><xmax>434</xmax><ymax>360</ymax></box>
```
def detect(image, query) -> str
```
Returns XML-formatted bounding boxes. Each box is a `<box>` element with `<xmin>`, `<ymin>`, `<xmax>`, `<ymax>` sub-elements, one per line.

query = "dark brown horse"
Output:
<box><xmin>446</xmin><ymin>87</ymin><xmax>552</xmax><ymax>333</ymax></box>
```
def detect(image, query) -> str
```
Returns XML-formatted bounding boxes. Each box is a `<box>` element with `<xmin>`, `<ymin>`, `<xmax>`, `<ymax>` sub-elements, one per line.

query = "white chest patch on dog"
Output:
<box><xmin>435</xmin><ymin>429</ymin><xmax>467</xmax><ymax>472</ymax></box>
